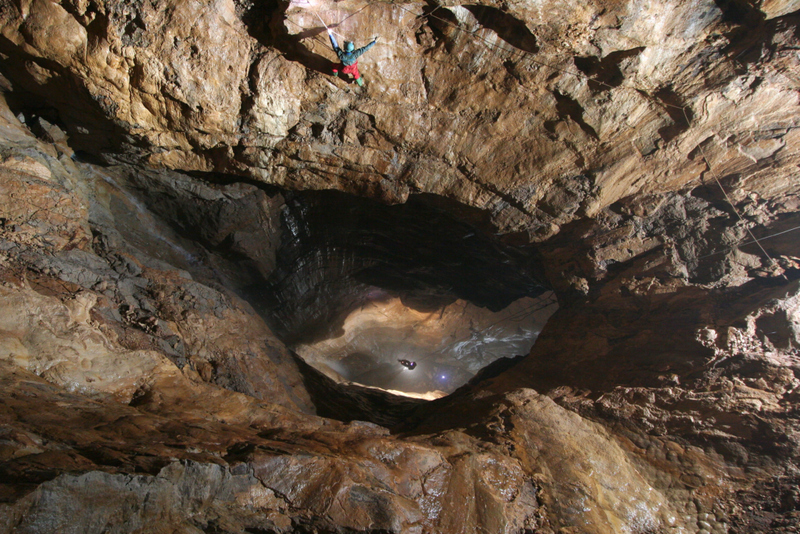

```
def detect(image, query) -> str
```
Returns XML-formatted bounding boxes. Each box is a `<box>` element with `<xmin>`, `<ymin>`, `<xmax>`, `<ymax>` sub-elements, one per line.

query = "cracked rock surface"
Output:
<box><xmin>1</xmin><ymin>0</ymin><xmax>799</xmax><ymax>533</ymax></box>
<box><xmin>2</xmin><ymin>0</ymin><xmax>798</xmax><ymax>236</ymax></box>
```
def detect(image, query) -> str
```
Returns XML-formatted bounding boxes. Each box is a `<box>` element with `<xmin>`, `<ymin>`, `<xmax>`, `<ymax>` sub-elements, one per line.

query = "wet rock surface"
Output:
<box><xmin>0</xmin><ymin>0</ymin><xmax>799</xmax><ymax>532</ymax></box>
<box><xmin>294</xmin><ymin>293</ymin><xmax>557</xmax><ymax>395</ymax></box>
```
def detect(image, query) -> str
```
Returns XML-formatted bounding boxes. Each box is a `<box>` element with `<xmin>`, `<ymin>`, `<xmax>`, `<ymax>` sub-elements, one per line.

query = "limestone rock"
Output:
<box><xmin>1</xmin><ymin>0</ymin><xmax>797</xmax><ymax>236</ymax></box>
<box><xmin>0</xmin><ymin>1</ymin><xmax>799</xmax><ymax>533</ymax></box>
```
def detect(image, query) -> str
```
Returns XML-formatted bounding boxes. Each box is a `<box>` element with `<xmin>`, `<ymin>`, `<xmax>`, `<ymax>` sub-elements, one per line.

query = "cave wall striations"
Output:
<box><xmin>0</xmin><ymin>0</ymin><xmax>797</xmax><ymax>236</ymax></box>
<box><xmin>0</xmin><ymin>0</ymin><xmax>799</xmax><ymax>533</ymax></box>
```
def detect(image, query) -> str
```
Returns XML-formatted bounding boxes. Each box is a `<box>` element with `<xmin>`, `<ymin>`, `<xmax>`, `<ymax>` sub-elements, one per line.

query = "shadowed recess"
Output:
<box><xmin>464</xmin><ymin>5</ymin><xmax>539</xmax><ymax>53</ymax></box>
<box><xmin>255</xmin><ymin>190</ymin><xmax>556</xmax><ymax>395</ymax></box>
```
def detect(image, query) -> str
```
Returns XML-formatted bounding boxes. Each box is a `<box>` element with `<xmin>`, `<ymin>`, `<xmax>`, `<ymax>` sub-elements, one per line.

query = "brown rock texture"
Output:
<box><xmin>0</xmin><ymin>0</ymin><xmax>799</xmax><ymax>533</ymax></box>
<box><xmin>0</xmin><ymin>0</ymin><xmax>797</xmax><ymax>235</ymax></box>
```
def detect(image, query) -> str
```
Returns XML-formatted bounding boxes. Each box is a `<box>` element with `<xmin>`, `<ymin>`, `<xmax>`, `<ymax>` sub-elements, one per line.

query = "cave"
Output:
<box><xmin>1</xmin><ymin>0</ymin><xmax>800</xmax><ymax>533</ymax></box>
<box><xmin>90</xmin><ymin>170</ymin><xmax>559</xmax><ymax>399</ymax></box>
<box><xmin>258</xmin><ymin>190</ymin><xmax>557</xmax><ymax>397</ymax></box>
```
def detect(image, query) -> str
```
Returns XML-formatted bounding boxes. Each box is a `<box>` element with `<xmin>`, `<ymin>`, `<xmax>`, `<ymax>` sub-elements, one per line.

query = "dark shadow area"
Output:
<box><xmin>464</xmin><ymin>5</ymin><xmax>539</xmax><ymax>54</ymax></box>
<box><xmin>551</xmin><ymin>91</ymin><xmax>598</xmax><ymax>139</ymax></box>
<box><xmin>0</xmin><ymin>35</ymin><xmax>139</xmax><ymax>160</ymax></box>
<box><xmin>393</xmin><ymin>355</ymin><xmax>529</xmax><ymax>435</ymax></box>
<box><xmin>255</xmin><ymin>190</ymin><xmax>550</xmax><ymax>345</ymax></box>
<box><xmin>573</xmin><ymin>47</ymin><xmax>645</xmax><ymax>92</ymax></box>
<box><xmin>423</xmin><ymin>3</ymin><xmax>462</xmax><ymax>53</ymax></box>
<box><xmin>756</xmin><ymin>311</ymin><xmax>793</xmax><ymax>349</ymax></box>
<box><xmin>186</xmin><ymin>170</ymin><xmax>287</xmax><ymax>193</ymax></box>
<box><xmin>290</xmin><ymin>352</ymin><xmax>427</xmax><ymax>428</ymax></box>
<box><xmin>711</xmin><ymin>5</ymin><xmax>799</xmax><ymax>78</ymax></box>
<box><xmin>239</xmin><ymin>0</ymin><xmax>338</xmax><ymax>75</ymax></box>
<box><xmin>291</xmin><ymin>351</ymin><xmax>539</xmax><ymax>433</ymax></box>
<box><xmin>728</xmin><ymin>473</ymin><xmax>800</xmax><ymax>534</ymax></box>
<box><xmin>689</xmin><ymin>173</ymin><xmax>747</xmax><ymax>217</ymax></box>
<box><xmin>72</xmin><ymin>150</ymin><xmax>112</xmax><ymax>166</ymax></box>
<box><xmin>713</xmin><ymin>0</ymin><xmax>765</xmax><ymax>26</ymax></box>
<box><xmin>654</xmin><ymin>85</ymin><xmax>694</xmax><ymax>143</ymax></box>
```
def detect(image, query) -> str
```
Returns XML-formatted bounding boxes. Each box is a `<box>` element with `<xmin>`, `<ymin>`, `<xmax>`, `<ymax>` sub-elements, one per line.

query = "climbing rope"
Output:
<box><xmin>684</xmin><ymin>108</ymin><xmax>784</xmax><ymax>276</ymax></box>
<box><xmin>697</xmin><ymin>224</ymin><xmax>800</xmax><ymax>261</ymax></box>
<box><xmin>287</xmin><ymin>1</ymin><xmax>789</xmax><ymax>275</ymax></box>
<box><xmin>311</xmin><ymin>9</ymin><xmax>330</xmax><ymax>31</ymax></box>
<box><xmin>290</xmin><ymin>1</ymin><xmax>375</xmax><ymax>47</ymax></box>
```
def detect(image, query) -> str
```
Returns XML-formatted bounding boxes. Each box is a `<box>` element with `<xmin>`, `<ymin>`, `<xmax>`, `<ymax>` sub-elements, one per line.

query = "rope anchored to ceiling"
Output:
<box><xmin>287</xmin><ymin>0</ymin><xmax>794</xmax><ymax>278</ymax></box>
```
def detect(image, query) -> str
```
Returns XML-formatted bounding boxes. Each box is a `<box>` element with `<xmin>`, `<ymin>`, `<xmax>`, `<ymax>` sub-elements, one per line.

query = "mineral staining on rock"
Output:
<box><xmin>1</xmin><ymin>0</ymin><xmax>800</xmax><ymax>532</ymax></box>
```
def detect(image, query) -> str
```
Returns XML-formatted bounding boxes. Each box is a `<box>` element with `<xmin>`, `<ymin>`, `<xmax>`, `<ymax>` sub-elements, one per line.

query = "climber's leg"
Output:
<box><xmin>342</xmin><ymin>63</ymin><xmax>360</xmax><ymax>83</ymax></box>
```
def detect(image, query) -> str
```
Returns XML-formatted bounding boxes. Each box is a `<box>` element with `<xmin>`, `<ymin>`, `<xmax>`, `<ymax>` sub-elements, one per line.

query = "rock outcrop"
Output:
<box><xmin>1</xmin><ymin>0</ymin><xmax>799</xmax><ymax>532</ymax></box>
<box><xmin>2</xmin><ymin>0</ymin><xmax>797</xmax><ymax>235</ymax></box>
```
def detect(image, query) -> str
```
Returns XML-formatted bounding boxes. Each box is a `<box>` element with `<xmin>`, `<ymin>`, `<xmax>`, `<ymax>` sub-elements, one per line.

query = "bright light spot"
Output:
<box><xmin>440</xmin><ymin>375</ymin><xmax>446</xmax><ymax>380</ymax></box>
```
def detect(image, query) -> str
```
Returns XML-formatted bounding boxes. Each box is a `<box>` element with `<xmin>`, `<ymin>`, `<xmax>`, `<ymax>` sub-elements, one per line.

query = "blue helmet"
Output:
<box><xmin>345</xmin><ymin>41</ymin><xmax>355</xmax><ymax>52</ymax></box>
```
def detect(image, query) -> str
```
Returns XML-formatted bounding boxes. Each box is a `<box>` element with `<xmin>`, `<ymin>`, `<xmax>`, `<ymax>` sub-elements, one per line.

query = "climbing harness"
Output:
<box><xmin>290</xmin><ymin>5</ymin><xmax>376</xmax><ymax>86</ymax></box>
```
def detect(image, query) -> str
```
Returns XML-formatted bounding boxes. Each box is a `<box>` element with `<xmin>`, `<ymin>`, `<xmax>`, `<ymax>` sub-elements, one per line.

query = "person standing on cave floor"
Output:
<box><xmin>328</xmin><ymin>29</ymin><xmax>377</xmax><ymax>86</ymax></box>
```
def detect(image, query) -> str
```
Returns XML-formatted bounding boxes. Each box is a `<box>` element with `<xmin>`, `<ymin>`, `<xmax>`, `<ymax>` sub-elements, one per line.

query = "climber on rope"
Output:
<box><xmin>328</xmin><ymin>30</ymin><xmax>377</xmax><ymax>86</ymax></box>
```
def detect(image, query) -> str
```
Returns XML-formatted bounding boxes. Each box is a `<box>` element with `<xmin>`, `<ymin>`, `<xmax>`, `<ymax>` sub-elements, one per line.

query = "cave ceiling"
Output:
<box><xmin>1</xmin><ymin>0</ymin><xmax>800</xmax><ymax>532</ymax></box>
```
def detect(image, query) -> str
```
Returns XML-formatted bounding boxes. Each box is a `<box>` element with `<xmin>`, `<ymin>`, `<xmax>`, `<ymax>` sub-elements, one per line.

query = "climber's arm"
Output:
<box><xmin>328</xmin><ymin>30</ymin><xmax>339</xmax><ymax>51</ymax></box>
<box><xmin>352</xmin><ymin>38</ymin><xmax>377</xmax><ymax>60</ymax></box>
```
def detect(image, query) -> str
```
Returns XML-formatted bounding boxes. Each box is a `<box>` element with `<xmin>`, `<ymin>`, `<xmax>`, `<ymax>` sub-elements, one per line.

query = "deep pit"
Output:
<box><xmin>294</xmin><ymin>293</ymin><xmax>557</xmax><ymax>397</ymax></box>
<box><xmin>99</xmin><ymin>171</ymin><xmax>558</xmax><ymax>398</ymax></box>
<box><xmin>261</xmin><ymin>191</ymin><xmax>558</xmax><ymax>396</ymax></box>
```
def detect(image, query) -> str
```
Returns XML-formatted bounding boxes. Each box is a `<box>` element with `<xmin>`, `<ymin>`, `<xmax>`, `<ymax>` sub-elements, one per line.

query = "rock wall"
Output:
<box><xmin>0</xmin><ymin>0</ymin><xmax>799</xmax><ymax>533</ymax></box>
<box><xmin>1</xmin><ymin>0</ymin><xmax>797</xmax><ymax>235</ymax></box>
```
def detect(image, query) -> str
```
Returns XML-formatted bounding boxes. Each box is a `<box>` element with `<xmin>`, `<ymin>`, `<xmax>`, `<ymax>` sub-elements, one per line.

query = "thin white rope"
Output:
<box><xmin>697</xmin><ymin>224</ymin><xmax>800</xmax><ymax>260</ymax></box>
<box><xmin>683</xmin><ymin>113</ymin><xmax>784</xmax><ymax>276</ymax></box>
<box><xmin>290</xmin><ymin>1</ymin><xmax>788</xmax><ymax>277</ymax></box>
<box><xmin>311</xmin><ymin>9</ymin><xmax>329</xmax><ymax>31</ymax></box>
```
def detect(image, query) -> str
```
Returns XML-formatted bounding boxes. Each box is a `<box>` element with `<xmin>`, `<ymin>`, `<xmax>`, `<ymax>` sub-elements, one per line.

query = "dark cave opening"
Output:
<box><xmin>254</xmin><ymin>190</ymin><xmax>557</xmax><ymax>397</ymax></box>
<box><xmin>92</xmin><ymin>167</ymin><xmax>556</xmax><ymax>400</ymax></box>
